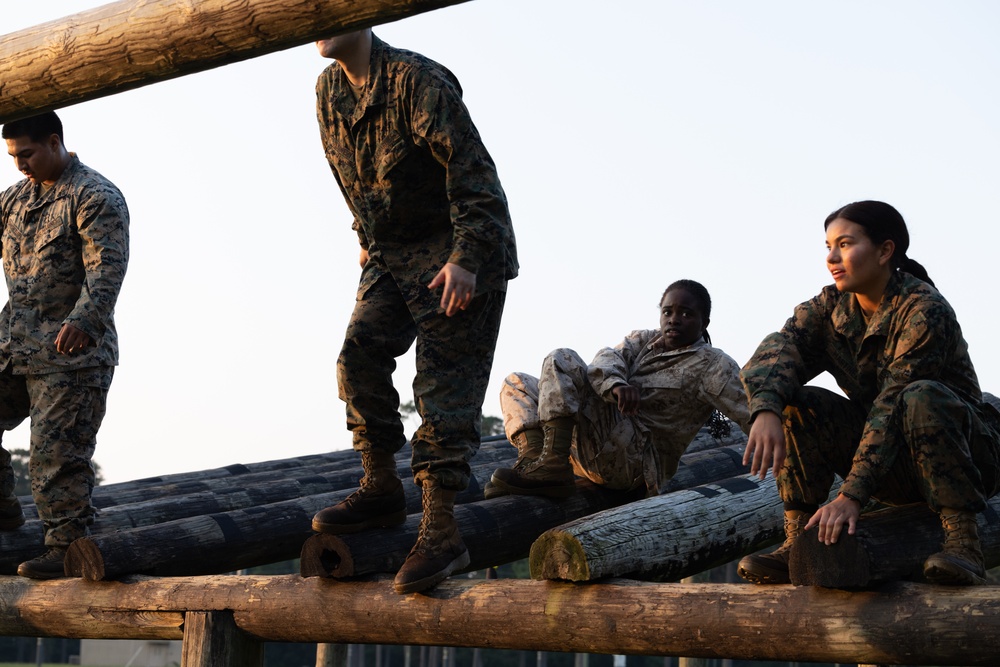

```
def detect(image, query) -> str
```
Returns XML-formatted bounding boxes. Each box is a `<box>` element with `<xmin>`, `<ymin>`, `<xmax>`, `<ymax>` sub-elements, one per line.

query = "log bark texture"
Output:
<box><xmin>789</xmin><ymin>497</ymin><xmax>1000</xmax><ymax>587</ymax></box>
<box><xmin>528</xmin><ymin>472</ymin><xmax>819</xmax><ymax>582</ymax></box>
<box><xmin>0</xmin><ymin>0</ymin><xmax>474</xmax><ymax>122</ymax></box>
<box><xmin>0</xmin><ymin>574</ymin><xmax>997</xmax><ymax>666</ymax></box>
<box><xmin>181</xmin><ymin>610</ymin><xmax>263</xmax><ymax>667</ymax></box>
<box><xmin>299</xmin><ymin>440</ymin><xmax>747</xmax><ymax>578</ymax></box>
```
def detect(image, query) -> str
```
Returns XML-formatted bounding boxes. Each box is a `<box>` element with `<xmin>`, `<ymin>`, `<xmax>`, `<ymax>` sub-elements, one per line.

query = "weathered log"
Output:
<box><xmin>181</xmin><ymin>610</ymin><xmax>263</xmax><ymax>667</ymax></box>
<box><xmin>299</xmin><ymin>442</ymin><xmax>746</xmax><ymax>578</ymax></box>
<box><xmin>789</xmin><ymin>498</ymin><xmax>1000</xmax><ymax>587</ymax></box>
<box><xmin>0</xmin><ymin>574</ymin><xmax>998</xmax><ymax>666</ymax></box>
<box><xmin>528</xmin><ymin>472</ymin><xmax>829</xmax><ymax>582</ymax></box>
<box><xmin>61</xmin><ymin>458</ymin><xmax>503</xmax><ymax>580</ymax></box>
<box><xmin>0</xmin><ymin>0</ymin><xmax>474</xmax><ymax>123</ymax></box>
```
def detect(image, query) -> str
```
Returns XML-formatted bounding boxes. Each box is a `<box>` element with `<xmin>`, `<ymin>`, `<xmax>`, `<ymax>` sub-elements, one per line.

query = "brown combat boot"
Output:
<box><xmin>923</xmin><ymin>509</ymin><xmax>987</xmax><ymax>585</ymax></box>
<box><xmin>17</xmin><ymin>547</ymin><xmax>68</xmax><ymax>580</ymax></box>
<box><xmin>483</xmin><ymin>428</ymin><xmax>545</xmax><ymax>499</ymax></box>
<box><xmin>737</xmin><ymin>510</ymin><xmax>811</xmax><ymax>584</ymax></box>
<box><xmin>394</xmin><ymin>478</ymin><xmax>470</xmax><ymax>594</ymax></box>
<box><xmin>488</xmin><ymin>417</ymin><xmax>577</xmax><ymax>498</ymax></box>
<box><xmin>311</xmin><ymin>450</ymin><xmax>406</xmax><ymax>534</ymax></box>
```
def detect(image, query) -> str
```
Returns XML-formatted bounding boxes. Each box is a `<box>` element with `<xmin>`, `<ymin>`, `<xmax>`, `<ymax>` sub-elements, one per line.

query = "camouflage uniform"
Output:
<box><xmin>0</xmin><ymin>154</ymin><xmax>129</xmax><ymax>546</ymax></box>
<box><xmin>742</xmin><ymin>271</ymin><xmax>1000</xmax><ymax>513</ymax></box>
<box><xmin>501</xmin><ymin>333</ymin><xmax>750</xmax><ymax>495</ymax></box>
<box><xmin>317</xmin><ymin>35</ymin><xmax>517</xmax><ymax>491</ymax></box>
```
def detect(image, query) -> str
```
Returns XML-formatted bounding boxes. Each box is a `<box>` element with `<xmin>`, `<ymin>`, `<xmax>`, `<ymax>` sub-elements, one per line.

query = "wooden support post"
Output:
<box><xmin>0</xmin><ymin>0</ymin><xmax>476</xmax><ymax>122</ymax></box>
<box><xmin>181</xmin><ymin>610</ymin><xmax>263</xmax><ymax>667</ymax></box>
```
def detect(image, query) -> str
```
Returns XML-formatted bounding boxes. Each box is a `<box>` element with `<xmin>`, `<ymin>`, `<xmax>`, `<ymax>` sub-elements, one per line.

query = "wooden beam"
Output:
<box><xmin>0</xmin><ymin>0</ymin><xmax>475</xmax><ymax>123</ymax></box>
<box><xmin>0</xmin><ymin>574</ymin><xmax>997</xmax><ymax>665</ymax></box>
<box><xmin>181</xmin><ymin>611</ymin><xmax>263</xmax><ymax>667</ymax></box>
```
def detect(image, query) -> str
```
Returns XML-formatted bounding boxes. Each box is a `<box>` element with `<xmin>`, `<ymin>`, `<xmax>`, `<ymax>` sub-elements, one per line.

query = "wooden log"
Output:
<box><xmin>789</xmin><ymin>497</ymin><xmax>1000</xmax><ymax>587</ymax></box>
<box><xmin>181</xmin><ymin>610</ymin><xmax>263</xmax><ymax>667</ymax></box>
<box><xmin>61</xmin><ymin>457</ymin><xmax>505</xmax><ymax>580</ymax></box>
<box><xmin>0</xmin><ymin>574</ymin><xmax>998</xmax><ymax>666</ymax></box>
<box><xmin>299</xmin><ymin>441</ymin><xmax>746</xmax><ymax>578</ymax></box>
<box><xmin>528</xmin><ymin>472</ymin><xmax>833</xmax><ymax>582</ymax></box>
<box><xmin>0</xmin><ymin>0</ymin><xmax>474</xmax><ymax>123</ymax></box>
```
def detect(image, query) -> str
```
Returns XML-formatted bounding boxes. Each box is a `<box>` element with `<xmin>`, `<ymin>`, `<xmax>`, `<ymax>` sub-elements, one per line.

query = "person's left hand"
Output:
<box><xmin>428</xmin><ymin>263</ymin><xmax>476</xmax><ymax>317</ymax></box>
<box><xmin>804</xmin><ymin>493</ymin><xmax>861</xmax><ymax>545</ymax></box>
<box><xmin>55</xmin><ymin>323</ymin><xmax>92</xmax><ymax>355</ymax></box>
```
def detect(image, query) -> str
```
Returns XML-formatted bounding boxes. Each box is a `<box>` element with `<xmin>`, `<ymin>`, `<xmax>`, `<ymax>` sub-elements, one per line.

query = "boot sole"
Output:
<box><xmin>311</xmin><ymin>509</ymin><xmax>407</xmax><ymax>535</ymax></box>
<box><xmin>923</xmin><ymin>559</ymin><xmax>987</xmax><ymax>586</ymax></box>
<box><xmin>489</xmin><ymin>474</ymin><xmax>576</xmax><ymax>499</ymax></box>
<box><xmin>393</xmin><ymin>549</ymin><xmax>471</xmax><ymax>595</ymax></box>
<box><xmin>737</xmin><ymin>557</ymin><xmax>790</xmax><ymax>585</ymax></box>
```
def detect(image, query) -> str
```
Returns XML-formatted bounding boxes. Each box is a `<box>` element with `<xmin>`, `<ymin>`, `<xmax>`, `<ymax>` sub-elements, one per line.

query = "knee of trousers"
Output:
<box><xmin>897</xmin><ymin>379</ymin><xmax>965</xmax><ymax>433</ymax></box>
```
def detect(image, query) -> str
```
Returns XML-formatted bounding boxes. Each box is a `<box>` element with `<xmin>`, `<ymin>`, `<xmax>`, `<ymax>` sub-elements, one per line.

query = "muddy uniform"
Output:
<box><xmin>317</xmin><ymin>35</ymin><xmax>517</xmax><ymax>491</ymax></box>
<box><xmin>742</xmin><ymin>271</ymin><xmax>1000</xmax><ymax>513</ymax></box>
<box><xmin>0</xmin><ymin>154</ymin><xmax>129</xmax><ymax>547</ymax></box>
<box><xmin>501</xmin><ymin>332</ymin><xmax>750</xmax><ymax>495</ymax></box>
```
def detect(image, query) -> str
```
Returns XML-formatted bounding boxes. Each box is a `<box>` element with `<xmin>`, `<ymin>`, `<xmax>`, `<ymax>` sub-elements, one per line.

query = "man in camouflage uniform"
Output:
<box><xmin>310</xmin><ymin>29</ymin><xmax>517</xmax><ymax>594</ymax></box>
<box><xmin>1</xmin><ymin>111</ymin><xmax>129</xmax><ymax>579</ymax></box>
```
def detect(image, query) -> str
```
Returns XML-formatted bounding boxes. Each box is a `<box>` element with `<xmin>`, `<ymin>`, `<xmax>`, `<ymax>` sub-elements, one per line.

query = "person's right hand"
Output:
<box><xmin>359</xmin><ymin>247</ymin><xmax>370</xmax><ymax>268</ymax></box>
<box><xmin>612</xmin><ymin>384</ymin><xmax>641</xmax><ymax>416</ymax></box>
<box><xmin>743</xmin><ymin>410</ymin><xmax>786</xmax><ymax>480</ymax></box>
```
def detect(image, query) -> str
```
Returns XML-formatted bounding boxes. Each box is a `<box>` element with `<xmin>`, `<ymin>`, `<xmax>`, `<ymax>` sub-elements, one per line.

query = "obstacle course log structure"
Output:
<box><xmin>0</xmin><ymin>0</ymin><xmax>475</xmax><ymax>123</ymax></box>
<box><xmin>0</xmin><ymin>575</ymin><xmax>998</xmax><ymax>666</ymax></box>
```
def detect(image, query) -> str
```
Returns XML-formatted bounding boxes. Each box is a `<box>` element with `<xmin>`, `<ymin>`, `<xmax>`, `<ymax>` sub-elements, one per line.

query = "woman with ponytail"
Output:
<box><xmin>739</xmin><ymin>200</ymin><xmax>1000</xmax><ymax>586</ymax></box>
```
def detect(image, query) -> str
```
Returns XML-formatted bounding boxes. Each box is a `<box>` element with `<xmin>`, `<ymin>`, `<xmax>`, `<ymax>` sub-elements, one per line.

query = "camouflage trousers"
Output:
<box><xmin>0</xmin><ymin>365</ymin><xmax>113</xmax><ymax>547</ymax></box>
<box><xmin>338</xmin><ymin>274</ymin><xmax>506</xmax><ymax>491</ymax></box>
<box><xmin>500</xmin><ymin>348</ymin><xmax>648</xmax><ymax>492</ymax></box>
<box><xmin>779</xmin><ymin>383</ymin><xmax>1000</xmax><ymax>513</ymax></box>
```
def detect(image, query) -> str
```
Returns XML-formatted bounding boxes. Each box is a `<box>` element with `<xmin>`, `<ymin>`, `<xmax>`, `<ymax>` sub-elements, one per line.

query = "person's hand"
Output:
<box><xmin>743</xmin><ymin>410</ymin><xmax>786</xmax><ymax>480</ymax></box>
<box><xmin>359</xmin><ymin>247</ymin><xmax>370</xmax><ymax>269</ymax></box>
<box><xmin>55</xmin><ymin>323</ymin><xmax>92</xmax><ymax>355</ymax></box>
<box><xmin>612</xmin><ymin>384</ymin><xmax>641</xmax><ymax>415</ymax></box>
<box><xmin>428</xmin><ymin>263</ymin><xmax>476</xmax><ymax>317</ymax></box>
<box><xmin>805</xmin><ymin>494</ymin><xmax>861</xmax><ymax>545</ymax></box>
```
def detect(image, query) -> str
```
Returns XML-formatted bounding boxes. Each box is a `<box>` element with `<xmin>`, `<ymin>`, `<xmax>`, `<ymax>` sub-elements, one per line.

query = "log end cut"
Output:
<box><xmin>788</xmin><ymin>526</ymin><xmax>871</xmax><ymax>588</ymax></box>
<box><xmin>65</xmin><ymin>537</ymin><xmax>107</xmax><ymax>581</ymax></box>
<box><xmin>300</xmin><ymin>533</ymin><xmax>355</xmax><ymax>578</ymax></box>
<box><xmin>528</xmin><ymin>529</ymin><xmax>590</xmax><ymax>581</ymax></box>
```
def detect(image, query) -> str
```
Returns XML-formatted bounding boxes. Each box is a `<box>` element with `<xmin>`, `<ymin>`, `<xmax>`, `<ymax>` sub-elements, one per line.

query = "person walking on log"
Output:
<box><xmin>1</xmin><ymin>111</ymin><xmax>129</xmax><ymax>579</ymax></box>
<box><xmin>739</xmin><ymin>200</ymin><xmax>1000</xmax><ymax>586</ymax></box>
<box><xmin>489</xmin><ymin>280</ymin><xmax>750</xmax><ymax>499</ymax></box>
<box><xmin>310</xmin><ymin>29</ymin><xmax>517</xmax><ymax>595</ymax></box>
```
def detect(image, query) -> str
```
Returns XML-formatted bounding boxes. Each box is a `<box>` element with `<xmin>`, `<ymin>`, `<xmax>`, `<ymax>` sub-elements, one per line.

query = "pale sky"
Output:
<box><xmin>3</xmin><ymin>1</ymin><xmax>999</xmax><ymax>485</ymax></box>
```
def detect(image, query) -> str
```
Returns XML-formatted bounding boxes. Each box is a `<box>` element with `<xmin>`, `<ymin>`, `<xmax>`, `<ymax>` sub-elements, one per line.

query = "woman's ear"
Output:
<box><xmin>878</xmin><ymin>239</ymin><xmax>895</xmax><ymax>267</ymax></box>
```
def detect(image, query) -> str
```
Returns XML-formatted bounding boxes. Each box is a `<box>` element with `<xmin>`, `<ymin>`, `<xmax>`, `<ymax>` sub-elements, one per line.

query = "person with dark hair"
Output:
<box><xmin>489</xmin><ymin>280</ymin><xmax>749</xmax><ymax>499</ymax></box>
<box><xmin>739</xmin><ymin>200</ymin><xmax>1000</xmax><ymax>586</ymax></box>
<box><xmin>1</xmin><ymin>111</ymin><xmax>129</xmax><ymax>579</ymax></box>
<box><xmin>309</xmin><ymin>29</ymin><xmax>517</xmax><ymax>595</ymax></box>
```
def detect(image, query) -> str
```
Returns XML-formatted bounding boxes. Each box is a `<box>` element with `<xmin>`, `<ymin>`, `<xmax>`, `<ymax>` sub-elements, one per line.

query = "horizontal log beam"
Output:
<box><xmin>0</xmin><ymin>574</ymin><xmax>997</xmax><ymax>665</ymax></box>
<box><xmin>0</xmin><ymin>0</ymin><xmax>474</xmax><ymax>122</ymax></box>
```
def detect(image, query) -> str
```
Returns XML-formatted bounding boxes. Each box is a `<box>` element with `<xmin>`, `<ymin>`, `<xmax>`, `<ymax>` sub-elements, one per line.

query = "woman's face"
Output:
<box><xmin>825</xmin><ymin>218</ymin><xmax>894</xmax><ymax>298</ymax></box>
<box><xmin>659</xmin><ymin>288</ymin><xmax>706</xmax><ymax>351</ymax></box>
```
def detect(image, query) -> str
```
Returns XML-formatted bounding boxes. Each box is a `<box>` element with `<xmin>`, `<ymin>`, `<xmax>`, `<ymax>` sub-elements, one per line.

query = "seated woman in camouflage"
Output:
<box><xmin>739</xmin><ymin>200</ymin><xmax>1000</xmax><ymax>586</ymax></box>
<box><xmin>488</xmin><ymin>279</ymin><xmax>750</xmax><ymax>500</ymax></box>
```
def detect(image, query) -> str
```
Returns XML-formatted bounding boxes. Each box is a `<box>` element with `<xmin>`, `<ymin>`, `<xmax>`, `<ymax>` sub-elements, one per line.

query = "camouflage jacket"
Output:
<box><xmin>316</xmin><ymin>35</ymin><xmax>517</xmax><ymax>317</ymax></box>
<box><xmin>589</xmin><ymin>330</ymin><xmax>751</xmax><ymax>486</ymax></box>
<box><xmin>742</xmin><ymin>271</ymin><xmax>988</xmax><ymax>505</ymax></box>
<box><xmin>0</xmin><ymin>155</ymin><xmax>129</xmax><ymax>373</ymax></box>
